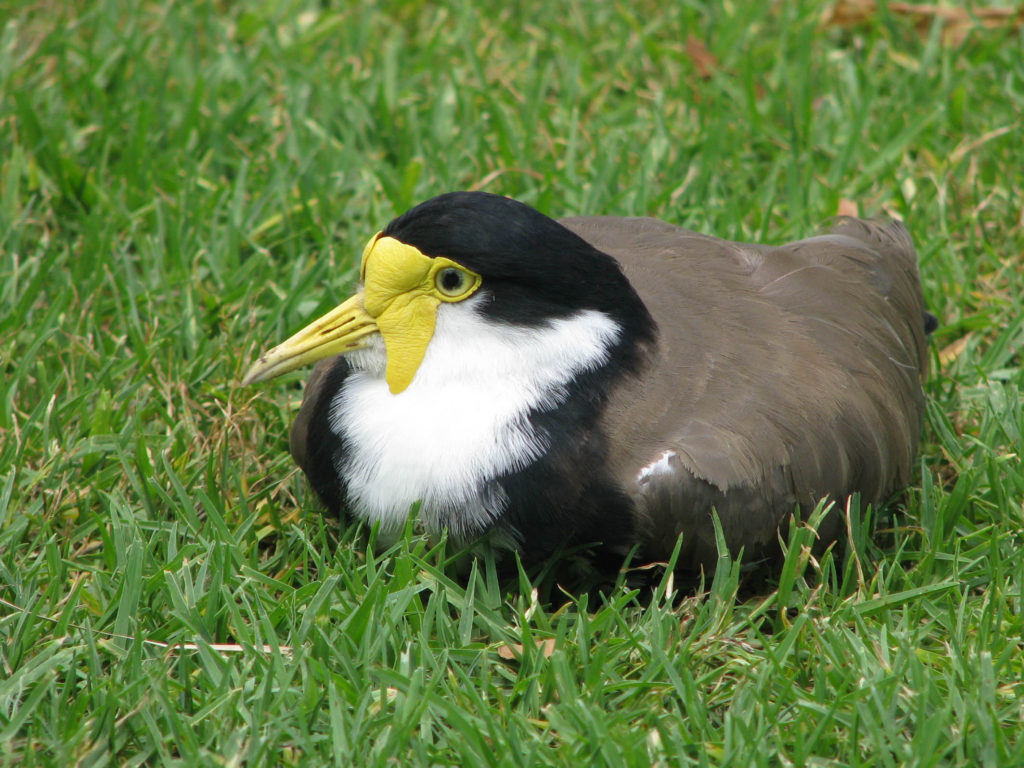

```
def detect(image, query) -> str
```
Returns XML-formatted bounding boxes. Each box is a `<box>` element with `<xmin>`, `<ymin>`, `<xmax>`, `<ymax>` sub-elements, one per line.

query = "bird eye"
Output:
<box><xmin>435</xmin><ymin>266</ymin><xmax>470</xmax><ymax>297</ymax></box>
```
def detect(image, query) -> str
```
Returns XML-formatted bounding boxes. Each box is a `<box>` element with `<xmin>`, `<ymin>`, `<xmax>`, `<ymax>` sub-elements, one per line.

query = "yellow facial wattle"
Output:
<box><xmin>242</xmin><ymin>234</ymin><xmax>481</xmax><ymax>394</ymax></box>
<box><xmin>361</xmin><ymin>236</ymin><xmax>481</xmax><ymax>393</ymax></box>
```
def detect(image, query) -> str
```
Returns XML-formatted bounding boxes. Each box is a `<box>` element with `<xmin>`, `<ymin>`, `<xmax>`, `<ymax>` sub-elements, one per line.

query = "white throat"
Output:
<box><xmin>329</xmin><ymin>296</ymin><xmax>621</xmax><ymax>542</ymax></box>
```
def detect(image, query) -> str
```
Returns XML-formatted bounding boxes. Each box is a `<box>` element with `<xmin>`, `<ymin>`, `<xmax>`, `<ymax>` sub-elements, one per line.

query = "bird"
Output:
<box><xmin>243</xmin><ymin>191</ymin><xmax>932</xmax><ymax>571</ymax></box>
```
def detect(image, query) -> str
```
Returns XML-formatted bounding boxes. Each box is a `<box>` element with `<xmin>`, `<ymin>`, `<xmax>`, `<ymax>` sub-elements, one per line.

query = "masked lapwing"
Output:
<box><xmin>243</xmin><ymin>191</ymin><xmax>932</xmax><ymax>570</ymax></box>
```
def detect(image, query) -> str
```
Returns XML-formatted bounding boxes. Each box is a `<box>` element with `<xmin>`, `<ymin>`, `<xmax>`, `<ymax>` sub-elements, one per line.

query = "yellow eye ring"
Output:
<box><xmin>431</xmin><ymin>260</ymin><xmax>481</xmax><ymax>301</ymax></box>
<box><xmin>435</xmin><ymin>267</ymin><xmax>469</xmax><ymax>296</ymax></box>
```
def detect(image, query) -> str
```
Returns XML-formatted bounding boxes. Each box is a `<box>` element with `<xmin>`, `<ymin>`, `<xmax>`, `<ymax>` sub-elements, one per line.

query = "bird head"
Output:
<box><xmin>242</xmin><ymin>191</ymin><xmax>649</xmax><ymax>394</ymax></box>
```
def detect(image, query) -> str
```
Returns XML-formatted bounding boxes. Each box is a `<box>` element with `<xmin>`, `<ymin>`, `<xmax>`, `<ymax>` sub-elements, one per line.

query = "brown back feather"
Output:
<box><xmin>561</xmin><ymin>216</ymin><xmax>928</xmax><ymax>567</ymax></box>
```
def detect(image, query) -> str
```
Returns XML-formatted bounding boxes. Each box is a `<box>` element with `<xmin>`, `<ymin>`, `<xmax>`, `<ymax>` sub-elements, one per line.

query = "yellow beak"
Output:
<box><xmin>241</xmin><ymin>293</ymin><xmax>378</xmax><ymax>385</ymax></box>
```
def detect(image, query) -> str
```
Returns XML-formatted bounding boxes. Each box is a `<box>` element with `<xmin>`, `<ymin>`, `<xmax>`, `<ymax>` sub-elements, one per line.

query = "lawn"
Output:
<box><xmin>1</xmin><ymin>0</ymin><xmax>1022</xmax><ymax>765</ymax></box>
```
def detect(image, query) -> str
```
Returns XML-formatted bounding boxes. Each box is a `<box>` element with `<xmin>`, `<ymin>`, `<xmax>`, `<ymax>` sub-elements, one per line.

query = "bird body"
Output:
<box><xmin>244</xmin><ymin>192</ymin><xmax>930</xmax><ymax>570</ymax></box>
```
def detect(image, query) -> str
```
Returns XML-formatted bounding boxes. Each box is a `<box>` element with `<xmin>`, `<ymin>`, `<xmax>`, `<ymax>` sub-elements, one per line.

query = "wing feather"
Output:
<box><xmin>561</xmin><ymin>216</ymin><xmax>929</xmax><ymax>566</ymax></box>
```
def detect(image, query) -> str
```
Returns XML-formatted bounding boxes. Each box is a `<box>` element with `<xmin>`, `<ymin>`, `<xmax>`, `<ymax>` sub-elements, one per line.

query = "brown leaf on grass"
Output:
<box><xmin>685</xmin><ymin>36</ymin><xmax>719</xmax><ymax>79</ymax></box>
<box><xmin>825</xmin><ymin>0</ymin><xmax>879</xmax><ymax>26</ymax></box>
<box><xmin>824</xmin><ymin>1</ymin><xmax>1024</xmax><ymax>45</ymax></box>
<box><xmin>837</xmin><ymin>198</ymin><xmax>861</xmax><ymax>218</ymax></box>
<box><xmin>497</xmin><ymin>637</ymin><xmax>557</xmax><ymax>660</ymax></box>
<box><xmin>938</xmin><ymin>333</ymin><xmax>971</xmax><ymax>368</ymax></box>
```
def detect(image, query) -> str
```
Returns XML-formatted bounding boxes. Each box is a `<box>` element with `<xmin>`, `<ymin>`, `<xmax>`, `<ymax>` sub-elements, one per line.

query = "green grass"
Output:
<box><xmin>2</xmin><ymin>0</ymin><xmax>1023</xmax><ymax>765</ymax></box>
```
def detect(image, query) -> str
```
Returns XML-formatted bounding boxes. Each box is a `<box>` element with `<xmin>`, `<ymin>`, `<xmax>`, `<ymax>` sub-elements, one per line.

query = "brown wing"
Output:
<box><xmin>561</xmin><ymin>216</ymin><xmax>929</xmax><ymax>567</ymax></box>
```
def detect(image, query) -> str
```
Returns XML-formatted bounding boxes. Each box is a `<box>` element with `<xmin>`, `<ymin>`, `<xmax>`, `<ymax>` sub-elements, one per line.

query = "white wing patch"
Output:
<box><xmin>329</xmin><ymin>295</ymin><xmax>621</xmax><ymax>542</ymax></box>
<box><xmin>638</xmin><ymin>450</ymin><xmax>677</xmax><ymax>484</ymax></box>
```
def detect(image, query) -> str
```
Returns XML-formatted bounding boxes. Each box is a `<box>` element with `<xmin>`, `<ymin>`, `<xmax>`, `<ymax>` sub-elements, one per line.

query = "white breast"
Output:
<box><xmin>329</xmin><ymin>296</ymin><xmax>620</xmax><ymax>542</ymax></box>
